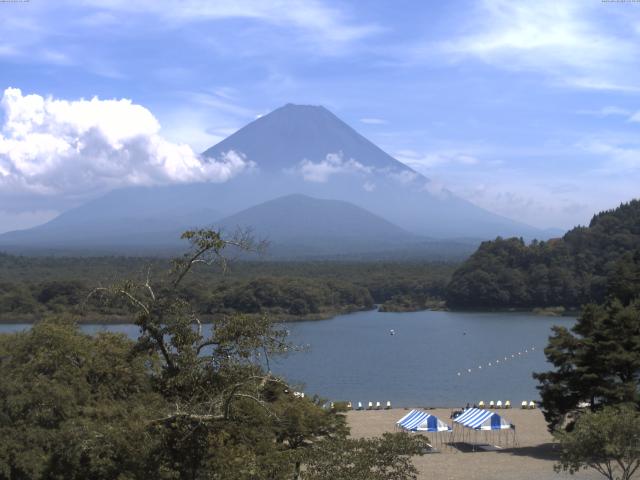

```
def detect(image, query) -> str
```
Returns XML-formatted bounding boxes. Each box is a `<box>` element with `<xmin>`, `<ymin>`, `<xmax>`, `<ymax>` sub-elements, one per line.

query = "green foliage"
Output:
<box><xmin>0</xmin><ymin>320</ymin><xmax>163</xmax><ymax>480</ymax></box>
<box><xmin>446</xmin><ymin>200</ymin><xmax>640</xmax><ymax>309</ymax></box>
<box><xmin>0</xmin><ymin>254</ymin><xmax>455</xmax><ymax>322</ymax></box>
<box><xmin>0</xmin><ymin>230</ymin><xmax>430</xmax><ymax>479</ymax></box>
<box><xmin>304</xmin><ymin>432</ymin><xmax>430</xmax><ymax>480</ymax></box>
<box><xmin>555</xmin><ymin>405</ymin><xmax>640</xmax><ymax>480</ymax></box>
<box><xmin>534</xmin><ymin>299</ymin><xmax>640</xmax><ymax>430</ymax></box>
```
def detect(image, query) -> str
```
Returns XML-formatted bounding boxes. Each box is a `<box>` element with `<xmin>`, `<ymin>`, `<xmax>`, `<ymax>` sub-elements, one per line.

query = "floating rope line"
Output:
<box><xmin>456</xmin><ymin>345</ymin><xmax>538</xmax><ymax>376</ymax></box>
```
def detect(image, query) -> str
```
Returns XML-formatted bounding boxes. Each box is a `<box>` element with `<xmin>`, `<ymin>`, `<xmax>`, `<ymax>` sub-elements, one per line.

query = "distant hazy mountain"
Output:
<box><xmin>201</xmin><ymin>104</ymin><xmax>548</xmax><ymax>239</ymax></box>
<box><xmin>214</xmin><ymin>194</ymin><xmax>419</xmax><ymax>256</ymax></box>
<box><xmin>0</xmin><ymin>103</ymin><xmax>558</xmax><ymax>255</ymax></box>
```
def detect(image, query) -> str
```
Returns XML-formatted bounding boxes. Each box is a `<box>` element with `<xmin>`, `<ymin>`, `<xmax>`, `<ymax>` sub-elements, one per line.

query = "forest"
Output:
<box><xmin>0</xmin><ymin>253</ymin><xmax>454</xmax><ymax>322</ymax></box>
<box><xmin>446</xmin><ymin>200</ymin><xmax>640</xmax><ymax>309</ymax></box>
<box><xmin>0</xmin><ymin>229</ymin><xmax>429</xmax><ymax>480</ymax></box>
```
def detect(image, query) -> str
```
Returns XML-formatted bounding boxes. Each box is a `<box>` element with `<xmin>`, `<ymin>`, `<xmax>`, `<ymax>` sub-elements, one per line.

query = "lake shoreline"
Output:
<box><xmin>0</xmin><ymin>304</ymin><xmax>580</xmax><ymax>325</ymax></box>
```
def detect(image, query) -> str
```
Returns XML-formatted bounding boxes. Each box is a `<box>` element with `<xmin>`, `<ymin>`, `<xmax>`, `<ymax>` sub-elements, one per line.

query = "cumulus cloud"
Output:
<box><xmin>0</xmin><ymin>88</ymin><xmax>251</xmax><ymax>199</ymax></box>
<box><xmin>294</xmin><ymin>152</ymin><xmax>372</xmax><ymax>182</ymax></box>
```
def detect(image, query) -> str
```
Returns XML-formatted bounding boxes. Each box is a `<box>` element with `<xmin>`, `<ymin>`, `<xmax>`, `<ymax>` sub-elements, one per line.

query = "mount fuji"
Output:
<box><xmin>0</xmin><ymin>103</ymin><xmax>556</xmax><ymax>256</ymax></box>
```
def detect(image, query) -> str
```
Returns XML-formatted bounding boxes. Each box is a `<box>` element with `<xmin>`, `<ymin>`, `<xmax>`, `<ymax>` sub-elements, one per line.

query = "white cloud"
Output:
<box><xmin>438</xmin><ymin>0</ymin><xmax>640</xmax><ymax>91</ymax></box>
<box><xmin>0</xmin><ymin>88</ymin><xmax>252</xmax><ymax>199</ymax></box>
<box><xmin>363</xmin><ymin>181</ymin><xmax>376</xmax><ymax>192</ymax></box>
<box><xmin>387</xmin><ymin>169</ymin><xmax>419</xmax><ymax>184</ymax></box>
<box><xmin>360</xmin><ymin>118</ymin><xmax>386</xmax><ymax>125</ymax></box>
<box><xmin>293</xmin><ymin>152</ymin><xmax>372</xmax><ymax>182</ymax></box>
<box><xmin>81</xmin><ymin>0</ymin><xmax>379</xmax><ymax>47</ymax></box>
<box><xmin>580</xmin><ymin>140</ymin><xmax>640</xmax><ymax>171</ymax></box>
<box><xmin>395</xmin><ymin>149</ymin><xmax>479</xmax><ymax>169</ymax></box>
<box><xmin>578</xmin><ymin>106</ymin><xmax>632</xmax><ymax>117</ymax></box>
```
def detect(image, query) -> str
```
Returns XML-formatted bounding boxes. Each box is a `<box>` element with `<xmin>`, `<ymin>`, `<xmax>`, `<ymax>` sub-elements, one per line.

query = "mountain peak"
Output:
<box><xmin>202</xmin><ymin>103</ymin><xmax>413</xmax><ymax>173</ymax></box>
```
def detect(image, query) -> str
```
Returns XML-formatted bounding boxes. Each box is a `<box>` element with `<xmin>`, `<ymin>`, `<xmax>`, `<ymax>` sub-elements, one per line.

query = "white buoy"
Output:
<box><xmin>488</xmin><ymin>362</ymin><xmax>492</xmax><ymax>367</ymax></box>
<box><xmin>478</xmin><ymin>365</ymin><xmax>482</xmax><ymax>369</ymax></box>
<box><xmin>457</xmin><ymin>372</ymin><xmax>461</xmax><ymax>376</ymax></box>
<box><xmin>467</xmin><ymin>368</ymin><xmax>472</xmax><ymax>373</ymax></box>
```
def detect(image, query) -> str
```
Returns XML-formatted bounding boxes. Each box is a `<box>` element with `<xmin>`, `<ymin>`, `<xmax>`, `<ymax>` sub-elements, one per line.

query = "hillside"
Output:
<box><xmin>214</xmin><ymin>194</ymin><xmax>421</xmax><ymax>256</ymax></box>
<box><xmin>445</xmin><ymin>199</ymin><xmax>640</xmax><ymax>309</ymax></box>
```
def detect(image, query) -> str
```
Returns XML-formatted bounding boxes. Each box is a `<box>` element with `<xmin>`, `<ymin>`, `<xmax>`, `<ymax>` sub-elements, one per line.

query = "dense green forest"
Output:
<box><xmin>0</xmin><ymin>229</ymin><xmax>428</xmax><ymax>479</ymax></box>
<box><xmin>446</xmin><ymin>200</ymin><xmax>640</xmax><ymax>309</ymax></box>
<box><xmin>0</xmin><ymin>253</ymin><xmax>455</xmax><ymax>322</ymax></box>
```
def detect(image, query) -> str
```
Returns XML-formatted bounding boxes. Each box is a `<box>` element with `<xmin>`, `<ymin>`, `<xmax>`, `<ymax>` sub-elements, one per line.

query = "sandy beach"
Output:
<box><xmin>346</xmin><ymin>408</ymin><xmax>603</xmax><ymax>480</ymax></box>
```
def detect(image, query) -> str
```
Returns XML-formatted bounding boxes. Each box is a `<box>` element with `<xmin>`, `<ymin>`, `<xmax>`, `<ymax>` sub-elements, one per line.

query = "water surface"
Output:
<box><xmin>0</xmin><ymin>310</ymin><xmax>573</xmax><ymax>407</ymax></box>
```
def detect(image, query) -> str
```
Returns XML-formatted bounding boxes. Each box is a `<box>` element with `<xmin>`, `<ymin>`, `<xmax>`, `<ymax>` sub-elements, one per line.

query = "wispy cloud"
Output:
<box><xmin>360</xmin><ymin>117</ymin><xmax>386</xmax><ymax>125</ymax></box>
<box><xmin>434</xmin><ymin>0</ymin><xmax>640</xmax><ymax>92</ymax></box>
<box><xmin>395</xmin><ymin>149</ymin><xmax>480</xmax><ymax>169</ymax></box>
<box><xmin>578</xmin><ymin>106</ymin><xmax>632</xmax><ymax>117</ymax></box>
<box><xmin>81</xmin><ymin>0</ymin><xmax>380</xmax><ymax>50</ymax></box>
<box><xmin>580</xmin><ymin>140</ymin><xmax>640</xmax><ymax>172</ymax></box>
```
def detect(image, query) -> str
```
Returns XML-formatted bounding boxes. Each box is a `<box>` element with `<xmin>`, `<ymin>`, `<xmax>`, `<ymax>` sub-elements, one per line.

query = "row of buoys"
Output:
<box><xmin>457</xmin><ymin>346</ymin><xmax>537</xmax><ymax>376</ymax></box>
<box><xmin>355</xmin><ymin>401</ymin><xmax>392</xmax><ymax>410</ymax></box>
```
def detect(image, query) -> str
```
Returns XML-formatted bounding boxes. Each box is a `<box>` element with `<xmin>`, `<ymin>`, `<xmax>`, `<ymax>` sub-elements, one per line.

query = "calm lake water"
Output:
<box><xmin>0</xmin><ymin>310</ymin><xmax>574</xmax><ymax>407</ymax></box>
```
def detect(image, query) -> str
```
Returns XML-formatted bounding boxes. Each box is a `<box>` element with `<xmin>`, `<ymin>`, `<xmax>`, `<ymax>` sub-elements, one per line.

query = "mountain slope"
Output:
<box><xmin>202</xmin><ymin>103</ymin><xmax>548</xmax><ymax>239</ymax></box>
<box><xmin>203</xmin><ymin>103</ymin><xmax>412</xmax><ymax>172</ymax></box>
<box><xmin>214</xmin><ymin>194</ymin><xmax>418</xmax><ymax>256</ymax></box>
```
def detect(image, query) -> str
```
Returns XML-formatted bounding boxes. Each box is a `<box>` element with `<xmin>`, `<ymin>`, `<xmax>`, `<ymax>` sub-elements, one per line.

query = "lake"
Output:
<box><xmin>0</xmin><ymin>310</ymin><xmax>574</xmax><ymax>407</ymax></box>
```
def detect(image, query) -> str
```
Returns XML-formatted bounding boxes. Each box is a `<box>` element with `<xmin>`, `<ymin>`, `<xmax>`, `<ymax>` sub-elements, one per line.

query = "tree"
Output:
<box><xmin>0</xmin><ymin>229</ymin><xmax>428</xmax><ymax>479</ymax></box>
<box><xmin>303</xmin><ymin>432</ymin><xmax>430</xmax><ymax>480</ymax></box>
<box><xmin>555</xmin><ymin>405</ymin><xmax>640</xmax><ymax>480</ymax></box>
<box><xmin>0</xmin><ymin>319</ymin><xmax>162</xmax><ymax>480</ymax></box>
<box><xmin>534</xmin><ymin>300</ymin><xmax>640</xmax><ymax>430</ymax></box>
<box><xmin>91</xmin><ymin>228</ymin><xmax>427</xmax><ymax>479</ymax></box>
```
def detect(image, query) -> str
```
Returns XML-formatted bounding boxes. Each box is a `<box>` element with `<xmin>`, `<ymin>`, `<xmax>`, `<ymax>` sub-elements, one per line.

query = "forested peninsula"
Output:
<box><xmin>0</xmin><ymin>256</ymin><xmax>453</xmax><ymax>323</ymax></box>
<box><xmin>446</xmin><ymin>200</ymin><xmax>640</xmax><ymax>310</ymax></box>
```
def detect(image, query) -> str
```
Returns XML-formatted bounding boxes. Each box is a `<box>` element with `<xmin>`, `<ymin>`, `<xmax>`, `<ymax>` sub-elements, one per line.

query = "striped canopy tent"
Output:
<box><xmin>397</xmin><ymin>410</ymin><xmax>451</xmax><ymax>432</ymax></box>
<box><xmin>453</xmin><ymin>408</ymin><xmax>511</xmax><ymax>430</ymax></box>
<box><xmin>452</xmin><ymin>408</ymin><xmax>516</xmax><ymax>449</ymax></box>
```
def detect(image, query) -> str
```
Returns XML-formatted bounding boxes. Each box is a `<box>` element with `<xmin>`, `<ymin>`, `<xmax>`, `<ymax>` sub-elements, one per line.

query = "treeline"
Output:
<box><xmin>0</xmin><ymin>255</ymin><xmax>455</xmax><ymax>322</ymax></box>
<box><xmin>446</xmin><ymin>199</ymin><xmax>640</xmax><ymax>309</ymax></box>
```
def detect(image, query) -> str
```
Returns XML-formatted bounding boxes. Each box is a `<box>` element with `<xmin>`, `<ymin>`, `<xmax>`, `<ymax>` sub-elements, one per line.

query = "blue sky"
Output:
<box><xmin>1</xmin><ymin>0</ymin><xmax>640</xmax><ymax>232</ymax></box>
